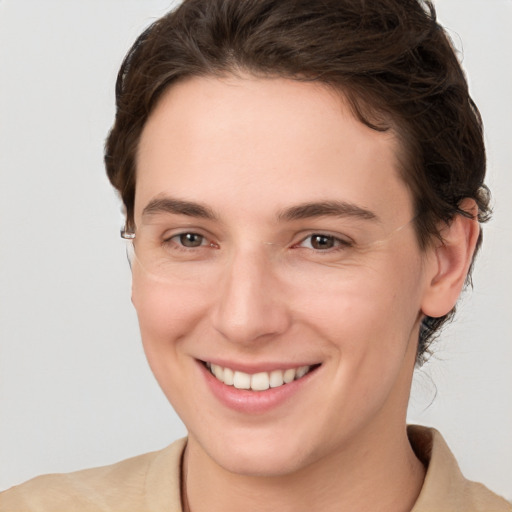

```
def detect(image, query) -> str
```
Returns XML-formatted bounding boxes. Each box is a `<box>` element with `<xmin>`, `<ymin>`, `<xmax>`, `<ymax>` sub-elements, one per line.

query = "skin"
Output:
<box><xmin>132</xmin><ymin>75</ymin><xmax>479</xmax><ymax>512</ymax></box>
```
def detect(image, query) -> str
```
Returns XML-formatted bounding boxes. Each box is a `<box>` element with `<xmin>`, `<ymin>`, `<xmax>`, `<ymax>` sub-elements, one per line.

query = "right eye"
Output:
<box><xmin>169</xmin><ymin>232</ymin><xmax>209</xmax><ymax>248</ymax></box>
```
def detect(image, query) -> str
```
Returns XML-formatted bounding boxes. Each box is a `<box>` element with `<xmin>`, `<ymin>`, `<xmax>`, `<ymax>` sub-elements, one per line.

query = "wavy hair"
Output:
<box><xmin>105</xmin><ymin>0</ymin><xmax>490</xmax><ymax>363</ymax></box>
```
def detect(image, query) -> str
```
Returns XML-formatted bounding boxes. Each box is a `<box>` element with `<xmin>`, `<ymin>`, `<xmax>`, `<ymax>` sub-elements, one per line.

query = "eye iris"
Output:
<box><xmin>180</xmin><ymin>233</ymin><xmax>204</xmax><ymax>247</ymax></box>
<box><xmin>311</xmin><ymin>235</ymin><xmax>334</xmax><ymax>250</ymax></box>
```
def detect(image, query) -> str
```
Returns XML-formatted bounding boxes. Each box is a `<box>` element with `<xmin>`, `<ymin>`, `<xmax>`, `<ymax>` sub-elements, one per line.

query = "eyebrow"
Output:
<box><xmin>142</xmin><ymin>197</ymin><xmax>218</xmax><ymax>220</ymax></box>
<box><xmin>141</xmin><ymin>196</ymin><xmax>378</xmax><ymax>223</ymax></box>
<box><xmin>277</xmin><ymin>200</ymin><xmax>379</xmax><ymax>222</ymax></box>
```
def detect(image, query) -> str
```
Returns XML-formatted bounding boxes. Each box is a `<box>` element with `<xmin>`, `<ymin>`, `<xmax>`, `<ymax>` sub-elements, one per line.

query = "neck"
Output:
<box><xmin>182</xmin><ymin>422</ymin><xmax>425</xmax><ymax>512</ymax></box>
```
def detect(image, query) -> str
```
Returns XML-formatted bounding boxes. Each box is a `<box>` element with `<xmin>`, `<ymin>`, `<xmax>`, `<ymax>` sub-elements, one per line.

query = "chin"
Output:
<box><xmin>215</xmin><ymin>446</ymin><xmax>310</xmax><ymax>478</ymax></box>
<box><xmin>190</xmin><ymin>424</ymin><xmax>319</xmax><ymax>478</ymax></box>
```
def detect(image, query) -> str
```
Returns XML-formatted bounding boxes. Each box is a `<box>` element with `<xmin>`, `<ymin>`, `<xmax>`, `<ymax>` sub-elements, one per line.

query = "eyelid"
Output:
<box><xmin>159</xmin><ymin>224</ymin><xmax>213</xmax><ymax>240</ymax></box>
<box><xmin>164</xmin><ymin>230</ymin><xmax>219</xmax><ymax>249</ymax></box>
<box><xmin>292</xmin><ymin>232</ymin><xmax>354</xmax><ymax>250</ymax></box>
<box><xmin>170</xmin><ymin>232</ymin><xmax>207</xmax><ymax>245</ymax></box>
<box><xmin>158</xmin><ymin>227</ymin><xmax>354</xmax><ymax>251</ymax></box>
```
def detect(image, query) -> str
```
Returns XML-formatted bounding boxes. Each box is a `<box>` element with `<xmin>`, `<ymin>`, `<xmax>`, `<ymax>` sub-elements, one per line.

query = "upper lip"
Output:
<box><xmin>199</xmin><ymin>358</ymin><xmax>321</xmax><ymax>374</ymax></box>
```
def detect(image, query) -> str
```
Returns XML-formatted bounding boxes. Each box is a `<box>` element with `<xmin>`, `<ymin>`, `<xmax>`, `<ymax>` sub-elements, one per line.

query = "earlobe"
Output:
<box><xmin>421</xmin><ymin>199</ymin><xmax>480</xmax><ymax>319</ymax></box>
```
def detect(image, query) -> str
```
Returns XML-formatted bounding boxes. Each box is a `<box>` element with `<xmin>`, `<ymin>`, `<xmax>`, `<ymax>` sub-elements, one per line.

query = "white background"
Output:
<box><xmin>0</xmin><ymin>0</ymin><xmax>511</xmax><ymax>499</ymax></box>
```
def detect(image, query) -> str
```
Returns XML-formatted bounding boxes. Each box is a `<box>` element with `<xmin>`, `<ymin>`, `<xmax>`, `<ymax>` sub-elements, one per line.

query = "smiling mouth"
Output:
<box><xmin>204</xmin><ymin>362</ymin><xmax>319</xmax><ymax>391</ymax></box>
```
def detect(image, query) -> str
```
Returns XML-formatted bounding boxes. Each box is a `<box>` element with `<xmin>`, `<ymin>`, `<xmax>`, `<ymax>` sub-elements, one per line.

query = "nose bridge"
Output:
<box><xmin>212</xmin><ymin>243</ymin><xmax>290</xmax><ymax>344</ymax></box>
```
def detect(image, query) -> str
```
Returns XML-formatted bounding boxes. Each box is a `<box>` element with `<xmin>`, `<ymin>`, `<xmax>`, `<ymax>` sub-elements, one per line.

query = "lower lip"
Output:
<box><xmin>198</xmin><ymin>361</ymin><xmax>319</xmax><ymax>414</ymax></box>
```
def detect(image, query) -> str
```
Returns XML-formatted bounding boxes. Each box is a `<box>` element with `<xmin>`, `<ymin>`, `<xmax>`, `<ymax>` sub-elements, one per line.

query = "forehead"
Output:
<box><xmin>135</xmin><ymin>75</ymin><xmax>413</xmax><ymax>225</ymax></box>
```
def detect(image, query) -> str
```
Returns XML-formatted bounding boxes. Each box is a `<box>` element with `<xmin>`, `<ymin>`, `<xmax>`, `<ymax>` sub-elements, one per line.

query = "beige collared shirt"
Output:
<box><xmin>1</xmin><ymin>426</ymin><xmax>510</xmax><ymax>511</ymax></box>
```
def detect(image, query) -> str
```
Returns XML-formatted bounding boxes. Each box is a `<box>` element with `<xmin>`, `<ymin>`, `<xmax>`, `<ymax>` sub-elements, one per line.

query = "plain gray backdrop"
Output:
<box><xmin>1</xmin><ymin>0</ymin><xmax>511</xmax><ymax>499</ymax></box>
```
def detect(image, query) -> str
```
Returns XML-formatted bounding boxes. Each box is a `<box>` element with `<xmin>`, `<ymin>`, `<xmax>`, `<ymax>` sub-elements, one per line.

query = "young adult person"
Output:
<box><xmin>1</xmin><ymin>0</ymin><xmax>510</xmax><ymax>510</ymax></box>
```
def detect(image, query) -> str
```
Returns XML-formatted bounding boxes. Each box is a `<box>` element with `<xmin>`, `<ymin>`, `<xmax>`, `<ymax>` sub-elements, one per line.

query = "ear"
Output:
<box><xmin>421</xmin><ymin>199</ymin><xmax>481</xmax><ymax>318</ymax></box>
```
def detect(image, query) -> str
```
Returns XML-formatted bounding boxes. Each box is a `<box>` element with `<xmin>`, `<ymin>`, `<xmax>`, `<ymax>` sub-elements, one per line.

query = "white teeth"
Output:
<box><xmin>269</xmin><ymin>369</ymin><xmax>284</xmax><ymax>388</ymax></box>
<box><xmin>223</xmin><ymin>367</ymin><xmax>234</xmax><ymax>386</ymax></box>
<box><xmin>206</xmin><ymin>363</ymin><xmax>313</xmax><ymax>391</ymax></box>
<box><xmin>251</xmin><ymin>372</ymin><xmax>270</xmax><ymax>391</ymax></box>
<box><xmin>211</xmin><ymin>364</ymin><xmax>224</xmax><ymax>381</ymax></box>
<box><xmin>233</xmin><ymin>371</ymin><xmax>251</xmax><ymax>390</ymax></box>
<box><xmin>283</xmin><ymin>368</ymin><xmax>296</xmax><ymax>383</ymax></box>
<box><xmin>296</xmin><ymin>366</ymin><xmax>309</xmax><ymax>379</ymax></box>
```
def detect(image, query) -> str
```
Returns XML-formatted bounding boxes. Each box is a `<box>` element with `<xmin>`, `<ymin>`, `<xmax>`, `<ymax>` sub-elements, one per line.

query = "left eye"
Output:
<box><xmin>171</xmin><ymin>233</ymin><xmax>208</xmax><ymax>248</ymax></box>
<box><xmin>298</xmin><ymin>234</ymin><xmax>349</xmax><ymax>251</ymax></box>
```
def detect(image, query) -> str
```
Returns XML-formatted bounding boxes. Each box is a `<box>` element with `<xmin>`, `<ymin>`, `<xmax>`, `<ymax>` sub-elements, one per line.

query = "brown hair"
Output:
<box><xmin>105</xmin><ymin>0</ymin><xmax>490</xmax><ymax>363</ymax></box>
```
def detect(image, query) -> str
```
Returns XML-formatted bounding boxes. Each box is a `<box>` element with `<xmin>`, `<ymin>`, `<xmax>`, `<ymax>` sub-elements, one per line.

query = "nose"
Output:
<box><xmin>211</xmin><ymin>247</ymin><xmax>291</xmax><ymax>345</ymax></box>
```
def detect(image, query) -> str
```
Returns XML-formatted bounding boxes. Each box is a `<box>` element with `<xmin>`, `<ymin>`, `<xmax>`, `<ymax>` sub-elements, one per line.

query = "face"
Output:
<box><xmin>132</xmin><ymin>75</ymin><xmax>435</xmax><ymax>476</ymax></box>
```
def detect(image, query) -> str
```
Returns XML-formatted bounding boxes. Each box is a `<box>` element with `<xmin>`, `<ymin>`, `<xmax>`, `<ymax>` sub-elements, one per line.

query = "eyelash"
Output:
<box><xmin>164</xmin><ymin>232</ymin><xmax>353</xmax><ymax>253</ymax></box>
<box><xmin>164</xmin><ymin>232</ymin><xmax>216</xmax><ymax>251</ymax></box>
<box><xmin>294</xmin><ymin>233</ymin><xmax>353</xmax><ymax>252</ymax></box>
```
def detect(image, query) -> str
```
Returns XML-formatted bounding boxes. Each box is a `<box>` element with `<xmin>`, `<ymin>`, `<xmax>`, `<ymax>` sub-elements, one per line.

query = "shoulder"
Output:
<box><xmin>409</xmin><ymin>425</ymin><xmax>511</xmax><ymax>512</ymax></box>
<box><xmin>0</xmin><ymin>438</ymin><xmax>186</xmax><ymax>512</ymax></box>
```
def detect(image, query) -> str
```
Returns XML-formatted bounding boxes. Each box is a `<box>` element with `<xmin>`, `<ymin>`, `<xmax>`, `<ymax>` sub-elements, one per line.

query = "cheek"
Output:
<box><xmin>131</xmin><ymin>274</ymin><xmax>210</xmax><ymax>412</ymax></box>
<box><xmin>301</xmin><ymin>270</ymin><xmax>421</xmax><ymax>336</ymax></box>
<box><xmin>131</xmin><ymin>271</ymin><xmax>207</xmax><ymax>355</ymax></box>
<box><xmin>294</xmin><ymin>253</ymin><xmax>425</xmax><ymax>365</ymax></box>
